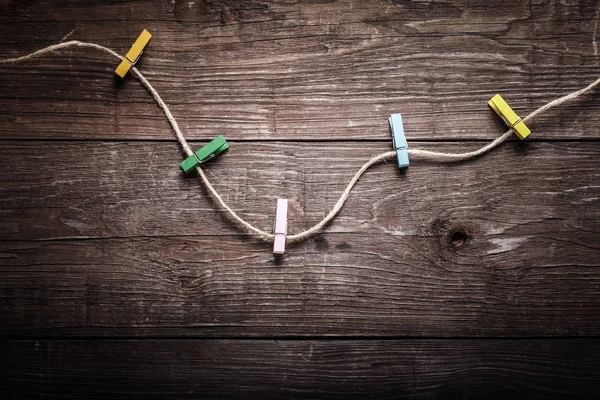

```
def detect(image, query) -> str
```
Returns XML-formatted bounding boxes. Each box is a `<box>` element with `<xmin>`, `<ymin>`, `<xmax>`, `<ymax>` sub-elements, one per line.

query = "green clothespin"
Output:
<box><xmin>180</xmin><ymin>135</ymin><xmax>229</xmax><ymax>173</ymax></box>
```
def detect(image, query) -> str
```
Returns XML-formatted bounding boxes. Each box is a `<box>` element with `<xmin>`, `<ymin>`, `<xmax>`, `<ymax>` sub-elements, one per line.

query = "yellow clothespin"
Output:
<box><xmin>488</xmin><ymin>94</ymin><xmax>531</xmax><ymax>140</ymax></box>
<box><xmin>114</xmin><ymin>29</ymin><xmax>152</xmax><ymax>78</ymax></box>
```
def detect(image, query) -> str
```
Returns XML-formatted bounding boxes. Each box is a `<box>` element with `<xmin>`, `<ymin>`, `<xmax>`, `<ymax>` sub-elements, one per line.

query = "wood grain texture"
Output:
<box><xmin>1</xmin><ymin>0</ymin><xmax>600</xmax><ymax>397</ymax></box>
<box><xmin>1</xmin><ymin>339</ymin><xmax>599</xmax><ymax>399</ymax></box>
<box><xmin>1</xmin><ymin>141</ymin><xmax>599</xmax><ymax>241</ymax></box>
<box><xmin>0</xmin><ymin>141</ymin><xmax>598</xmax><ymax>337</ymax></box>
<box><xmin>1</xmin><ymin>233</ymin><xmax>599</xmax><ymax>337</ymax></box>
<box><xmin>0</xmin><ymin>0</ymin><xmax>599</xmax><ymax>140</ymax></box>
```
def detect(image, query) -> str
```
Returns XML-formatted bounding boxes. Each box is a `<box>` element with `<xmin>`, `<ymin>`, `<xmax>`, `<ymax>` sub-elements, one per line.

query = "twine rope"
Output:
<box><xmin>1</xmin><ymin>41</ymin><xmax>599</xmax><ymax>243</ymax></box>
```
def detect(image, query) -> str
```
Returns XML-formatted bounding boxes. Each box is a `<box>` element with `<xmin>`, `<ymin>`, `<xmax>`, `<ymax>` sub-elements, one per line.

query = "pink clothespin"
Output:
<box><xmin>273</xmin><ymin>199</ymin><xmax>288</xmax><ymax>254</ymax></box>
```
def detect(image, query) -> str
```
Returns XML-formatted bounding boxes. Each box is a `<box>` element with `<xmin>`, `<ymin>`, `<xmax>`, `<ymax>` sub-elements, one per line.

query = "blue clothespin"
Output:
<box><xmin>389</xmin><ymin>114</ymin><xmax>409</xmax><ymax>168</ymax></box>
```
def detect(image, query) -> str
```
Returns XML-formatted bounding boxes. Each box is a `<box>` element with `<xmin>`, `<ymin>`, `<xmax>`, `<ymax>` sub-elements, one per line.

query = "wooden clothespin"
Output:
<box><xmin>389</xmin><ymin>113</ymin><xmax>409</xmax><ymax>168</ymax></box>
<box><xmin>180</xmin><ymin>135</ymin><xmax>229</xmax><ymax>173</ymax></box>
<box><xmin>273</xmin><ymin>199</ymin><xmax>288</xmax><ymax>255</ymax></box>
<box><xmin>115</xmin><ymin>29</ymin><xmax>152</xmax><ymax>78</ymax></box>
<box><xmin>488</xmin><ymin>94</ymin><xmax>531</xmax><ymax>140</ymax></box>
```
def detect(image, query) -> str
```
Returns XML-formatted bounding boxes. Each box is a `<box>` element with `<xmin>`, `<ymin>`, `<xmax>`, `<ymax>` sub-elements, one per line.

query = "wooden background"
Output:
<box><xmin>1</xmin><ymin>0</ymin><xmax>599</xmax><ymax>398</ymax></box>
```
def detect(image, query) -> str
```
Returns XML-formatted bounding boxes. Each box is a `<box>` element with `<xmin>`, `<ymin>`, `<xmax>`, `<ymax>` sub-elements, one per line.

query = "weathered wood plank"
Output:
<box><xmin>1</xmin><ymin>141</ymin><xmax>598</xmax><ymax>240</ymax></box>
<box><xmin>1</xmin><ymin>0</ymin><xmax>599</xmax><ymax>140</ymax></box>
<box><xmin>1</xmin><ymin>233</ymin><xmax>599</xmax><ymax>337</ymax></box>
<box><xmin>1</xmin><ymin>339</ymin><xmax>599</xmax><ymax>399</ymax></box>
<box><xmin>0</xmin><ymin>142</ymin><xmax>598</xmax><ymax>336</ymax></box>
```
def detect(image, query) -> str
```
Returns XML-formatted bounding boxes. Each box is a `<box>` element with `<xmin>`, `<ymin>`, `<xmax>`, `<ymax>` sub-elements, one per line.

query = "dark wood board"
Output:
<box><xmin>1</xmin><ymin>339</ymin><xmax>599</xmax><ymax>399</ymax></box>
<box><xmin>1</xmin><ymin>141</ymin><xmax>599</xmax><ymax>241</ymax></box>
<box><xmin>1</xmin><ymin>0</ymin><xmax>599</xmax><ymax>140</ymax></box>
<box><xmin>1</xmin><ymin>232</ymin><xmax>599</xmax><ymax>337</ymax></box>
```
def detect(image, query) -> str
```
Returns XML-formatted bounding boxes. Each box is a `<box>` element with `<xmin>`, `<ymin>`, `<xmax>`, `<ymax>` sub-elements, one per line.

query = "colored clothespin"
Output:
<box><xmin>488</xmin><ymin>94</ymin><xmax>531</xmax><ymax>140</ymax></box>
<box><xmin>180</xmin><ymin>135</ymin><xmax>229</xmax><ymax>173</ymax></box>
<box><xmin>115</xmin><ymin>29</ymin><xmax>152</xmax><ymax>78</ymax></box>
<box><xmin>389</xmin><ymin>113</ymin><xmax>409</xmax><ymax>168</ymax></box>
<box><xmin>273</xmin><ymin>199</ymin><xmax>288</xmax><ymax>255</ymax></box>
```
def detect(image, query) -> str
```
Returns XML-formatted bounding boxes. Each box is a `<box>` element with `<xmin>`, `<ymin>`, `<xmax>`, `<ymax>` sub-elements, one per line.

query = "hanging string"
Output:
<box><xmin>1</xmin><ymin>41</ymin><xmax>599</xmax><ymax>243</ymax></box>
